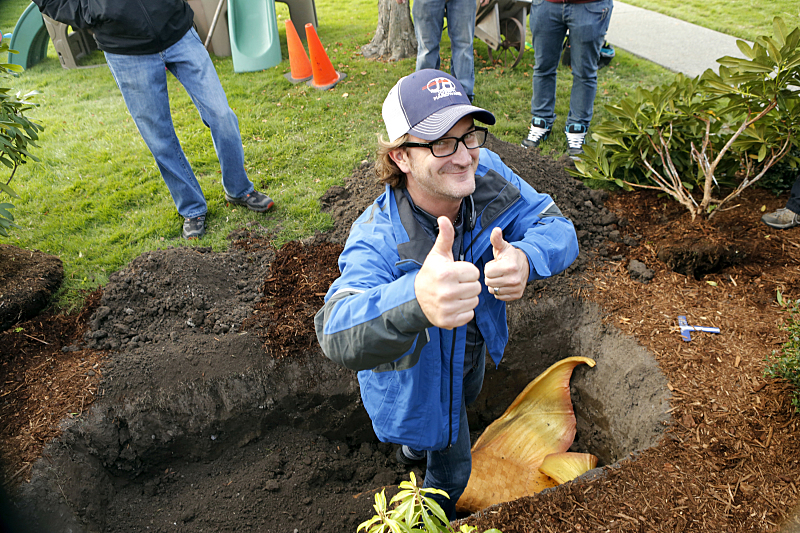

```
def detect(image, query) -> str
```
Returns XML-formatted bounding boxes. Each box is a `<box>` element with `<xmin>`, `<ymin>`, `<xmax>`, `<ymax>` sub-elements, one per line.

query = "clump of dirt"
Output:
<box><xmin>0</xmin><ymin>244</ymin><xmax>63</xmax><ymax>332</ymax></box>
<box><xmin>84</xmin><ymin>245</ymin><xmax>275</xmax><ymax>398</ymax></box>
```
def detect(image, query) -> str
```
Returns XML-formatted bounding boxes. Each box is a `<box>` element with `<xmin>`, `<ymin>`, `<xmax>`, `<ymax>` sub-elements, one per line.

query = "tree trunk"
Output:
<box><xmin>361</xmin><ymin>0</ymin><xmax>417</xmax><ymax>61</ymax></box>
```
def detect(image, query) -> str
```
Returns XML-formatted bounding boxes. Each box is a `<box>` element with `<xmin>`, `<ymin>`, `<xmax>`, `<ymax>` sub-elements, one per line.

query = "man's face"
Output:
<box><xmin>393</xmin><ymin>116</ymin><xmax>480</xmax><ymax>207</ymax></box>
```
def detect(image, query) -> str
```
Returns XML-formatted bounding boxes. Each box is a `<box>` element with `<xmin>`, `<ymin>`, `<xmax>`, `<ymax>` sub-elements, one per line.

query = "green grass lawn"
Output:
<box><xmin>0</xmin><ymin>0</ymin><xmax>791</xmax><ymax>309</ymax></box>
<box><xmin>620</xmin><ymin>0</ymin><xmax>800</xmax><ymax>42</ymax></box>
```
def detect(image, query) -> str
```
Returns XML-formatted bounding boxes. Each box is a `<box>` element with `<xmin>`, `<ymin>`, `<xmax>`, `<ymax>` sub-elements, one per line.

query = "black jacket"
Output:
<box><xmin>33</xmin><ymin>0</ymin><xmax>195</xmax><ymax>55</ymax></box>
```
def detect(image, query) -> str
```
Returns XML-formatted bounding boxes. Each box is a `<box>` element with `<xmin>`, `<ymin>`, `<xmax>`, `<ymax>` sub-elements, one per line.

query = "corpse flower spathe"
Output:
<box><xmin>456</xmin><ymin>356</ymin><xmax>597</xmax><ymax>513</ymax></box>
<box><xmin>539</xmin><ymin>451</ymin><xmax>599</xmax><ymax>485</ymax></box>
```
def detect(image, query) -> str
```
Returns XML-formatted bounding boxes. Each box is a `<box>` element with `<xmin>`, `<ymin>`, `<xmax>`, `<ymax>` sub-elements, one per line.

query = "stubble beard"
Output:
<box><xmin>408</xmin><ymin>156</ymin><xmax>477</xmax><ymax>203</ymax></box>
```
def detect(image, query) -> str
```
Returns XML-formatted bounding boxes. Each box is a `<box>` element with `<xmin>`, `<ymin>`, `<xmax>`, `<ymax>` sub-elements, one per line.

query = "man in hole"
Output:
<box><xmin>315</xmin><ymin>69</ymin><xmax>579</xmax><ymax>520</ymax></box>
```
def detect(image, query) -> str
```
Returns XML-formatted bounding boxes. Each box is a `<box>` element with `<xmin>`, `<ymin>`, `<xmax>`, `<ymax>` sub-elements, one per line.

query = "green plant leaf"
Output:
<box><xmin>358</xmin><ymin>516</ymin><xmax>382</xmax><ymax>533</ymax></box>
<box><xmin>734</xmin><ymin>62</ymin><xmax>777</xmax><ymax>74</ymax></box>
<box><xmin>757</xmin><ymin>143</ymin><xmax>768</xmax><ymax>162</ymax></box>
<box><xmin>783</xmin><ymin>52</ymin><xmax>800</xmax><ymax>70</ymax></box>
<box><xmin>773</xmin><ymin>17</ymin><xmax>788</xmax><ymax>44</ymax></box>
<box><xmin>419</xmin><ymin>509</ymin><xmax>440</xmax><ymax>533</ymax></box>
<box><xmin>0</xmin><ymin>180</ymin><xmax>19</xmax><ymax>198</ymax></box>
<box><xmin>0</xmin><ymin>204</ymin><xmax>14</xmax><ymax>221</ymax></box>
<box><xmin>736</xmin><ymin>40</ymin><xmax>757</xmax><ymax>59</ymax></box>
<box><xmin>386</xmin><ymin>518</ymin><xmax>410</xmax><ymax>533</ymax></box>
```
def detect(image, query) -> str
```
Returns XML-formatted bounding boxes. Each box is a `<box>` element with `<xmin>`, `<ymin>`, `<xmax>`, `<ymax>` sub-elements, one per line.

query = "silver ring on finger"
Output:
<box><xmin>493</xmin><ymin>286</ymin><xmax>500</xmax><ymax>296</ymax></box>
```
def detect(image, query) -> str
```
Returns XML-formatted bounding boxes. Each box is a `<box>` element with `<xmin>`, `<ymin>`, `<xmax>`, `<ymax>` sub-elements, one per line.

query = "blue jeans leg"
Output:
<box><xmin>529</xmin><ymin>0</ymin><xmax>613</xmax><ymax>127</ymax></box>
<box><xmin>104</xmin><ymin>28</ymin><xmax>253</xmax><ymax>219</ymax></box>
<box><xmin>423</xmin><ymin>350</ymin><xmax>486</xmax><ymax>520</ymax></box>
<box><xmin>413</xmin><ymin>0</ymin><xmax>477</xmax><ymax>97</ymax></box>
<box><xmin>445</xmin><ymin>0</ymin><xmax>477</xmax><ymax>97</ymax></box>
<box><xmin>413</xmin><ymin>0</ymin><xmax>445</xmax><ymax>72</ymax></box>
<box><xmin>787</xmin><ymin>176</ymin><xmax>800</xmax><ymax>214</ymax></box>
<box><xmin>529</xmin><ymin>0</ymin><xmax>567</xmax><ymax>126</ymax></box>
<box><xmin>565</xmin><ymin>0</ymin><xmax>613</xmax><ymax>126</ymax></box>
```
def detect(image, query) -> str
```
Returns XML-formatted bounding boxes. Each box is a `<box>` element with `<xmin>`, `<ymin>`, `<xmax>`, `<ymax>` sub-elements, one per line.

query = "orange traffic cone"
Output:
<box><xmin>305</xmin><ymin>23</ymin><xmax>347</xmax><ymax>90</ymax></box>
<box><xmin>284</xmin><ymin>20</ymin><xmax>313</xmax><ymax>84</ymax></box>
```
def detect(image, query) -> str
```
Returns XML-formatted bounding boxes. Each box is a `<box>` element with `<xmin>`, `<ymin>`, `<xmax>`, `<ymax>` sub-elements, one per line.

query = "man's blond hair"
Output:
<box><xmin>374</xmin><ymin>133</ymin><xmax>408</xmax><ymax>188</ymax></box>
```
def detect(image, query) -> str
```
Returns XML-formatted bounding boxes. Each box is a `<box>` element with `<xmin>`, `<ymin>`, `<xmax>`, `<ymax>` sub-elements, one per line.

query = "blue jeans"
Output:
<box><xmin>104</xmin><ymin>28</ymin><xmax>254</xmax><ymax>219</ymax></box>
<box><xmin>413</xmin><ymin>0</ymin><xmax>477</xmax><ymax>97</ymax></box>
<box><xmin>529</xmin><ymin>0</ymin><xmax>613</xmax><ymax>127</ymax></box>
<box><xmin>421</xmin><ymin>348</ymin><xmax>485</xmax><ymax>520</ymax></box>
<box><xmin>787</xmin><ymin>176</ymin><xmax>800</xmax><ymax>214</ymax></box>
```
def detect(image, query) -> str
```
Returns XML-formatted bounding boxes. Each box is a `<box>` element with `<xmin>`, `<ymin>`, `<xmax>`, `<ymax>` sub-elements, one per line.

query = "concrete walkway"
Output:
<box><xmin>605</xmin><ymin>1</ymin><xmax>752</xmax><ymax>78</ymax></box>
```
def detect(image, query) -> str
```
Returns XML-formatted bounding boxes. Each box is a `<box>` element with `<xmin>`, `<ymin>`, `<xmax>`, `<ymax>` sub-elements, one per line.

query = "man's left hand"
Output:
<box><xmin>484</xmin><ymin>227</ymin><xmax>530</xmax><ymax>301</ymax></box>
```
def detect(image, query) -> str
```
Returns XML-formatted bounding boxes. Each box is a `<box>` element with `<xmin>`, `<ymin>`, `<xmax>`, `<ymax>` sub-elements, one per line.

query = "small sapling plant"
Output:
<box><xmin>357</xmin><ymin>472</ymin><xmax>503</xmax><ymax>533</ymax></box>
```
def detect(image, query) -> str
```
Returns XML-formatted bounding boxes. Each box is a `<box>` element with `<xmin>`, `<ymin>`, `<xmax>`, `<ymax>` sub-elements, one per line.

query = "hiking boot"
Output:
<box><xmin>565</xmin><ymin>123</ymin><xmax>588</xmax><ymax>158</ymax></box>
<box><xmin>396</xmin><ymin>445</ymin><xmax>426</xmax><ymax>467</ymax></box>
<box><xmin>224</xmin><ymin>190</ymin><xmax>275</xmax><ymax>212</ymax></box>
<box><xmin>182</xmin><ymin>215</ymin><xmax>206</xmax><ymax>239</ymax></box>
<box><xmin>761</xmin><ymin>207</ymin><xmax>800</xmax><ymax>229</ymax></box>
<box><xmin>521</xmin><ymin>117</ymin><xmax>551</xmax><ymax>149</ymax></box>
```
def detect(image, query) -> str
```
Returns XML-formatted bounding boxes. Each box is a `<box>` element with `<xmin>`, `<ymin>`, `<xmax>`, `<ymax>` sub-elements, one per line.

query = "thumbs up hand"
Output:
<box><xmin>415</xmin><ymin>217</ymin><xmax>481</xmax><ymax>329</ymax></box>
<box><xmin>484</xmin><ymin>227</ymin><xmax>530</xmax><ymax>301</ymax></box>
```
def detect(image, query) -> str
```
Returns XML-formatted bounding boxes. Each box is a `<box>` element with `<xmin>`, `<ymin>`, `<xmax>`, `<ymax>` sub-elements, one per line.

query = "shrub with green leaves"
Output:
<box><xmin>569</xmin><ymin>17</ymin><xmax>800</xmax><ymax>220</ymax></box>
<box><xmin>0</xmin><ymin>37</ymin><xmax>44</xmax><ymax>237</ymax></box>
<box><xmin>358</xmin><ymin>472</ymin><xmax>502</xmax><ymax>533</ymax></box>
<box><xmin>765</xmin><ymin>292</ymin><xmax>800</xmax><ymax>413</ymax></box>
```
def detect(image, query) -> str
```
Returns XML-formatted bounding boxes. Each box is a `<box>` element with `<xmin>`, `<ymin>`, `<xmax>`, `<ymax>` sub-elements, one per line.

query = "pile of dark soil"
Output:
<box><xmin>0</xmin><ymin>244</ymin><xmax>63</xmax><ymax>331</ymax></box>
<box><xmin>1</xmin><ymin>134</ymin><xmax>798</xmax><ymax>533</ymax></box>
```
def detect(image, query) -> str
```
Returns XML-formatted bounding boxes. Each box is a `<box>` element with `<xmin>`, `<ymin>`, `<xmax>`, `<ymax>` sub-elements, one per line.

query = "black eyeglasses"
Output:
<box><xmin>403</xmin><ymin>127</ymin><xmax>488</xmax><ymax>158</ymax></box>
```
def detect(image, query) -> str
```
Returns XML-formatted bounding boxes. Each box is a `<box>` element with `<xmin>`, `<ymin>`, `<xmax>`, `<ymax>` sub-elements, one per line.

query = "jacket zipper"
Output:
<box><xmin>447</xmin><ymin>328</ymin><xmax>457</xmax><ymax>448</ymax></box>
<box><xmin>448</xmin><ymin>196</ymin><xmax>518</xmax><ymax>446</ymax></box>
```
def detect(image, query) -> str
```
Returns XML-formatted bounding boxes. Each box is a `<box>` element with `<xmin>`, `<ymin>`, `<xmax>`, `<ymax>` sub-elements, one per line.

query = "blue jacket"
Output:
<box><xmin>314</xmin><ymin>148</ymin><xmax>579</xmax><ymax>450</ymax></box>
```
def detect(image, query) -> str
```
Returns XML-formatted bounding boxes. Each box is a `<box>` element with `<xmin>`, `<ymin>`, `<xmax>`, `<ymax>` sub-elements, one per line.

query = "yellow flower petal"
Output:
<box><xmin>538</xmin><ymin>452</ymin><xmax>598</xmax><ymax>485</ymax></box>
<box><xmin>456</xmin><ymin>356</ymin><xmax>595</xmax><ymax>513</ymax></box>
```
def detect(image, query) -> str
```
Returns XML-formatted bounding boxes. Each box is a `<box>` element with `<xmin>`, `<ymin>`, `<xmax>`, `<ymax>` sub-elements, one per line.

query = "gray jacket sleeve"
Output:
<box><xmin>314</xmin><ymin>288</ymin><xmax>433</xmax><ymax>372</ymax></box>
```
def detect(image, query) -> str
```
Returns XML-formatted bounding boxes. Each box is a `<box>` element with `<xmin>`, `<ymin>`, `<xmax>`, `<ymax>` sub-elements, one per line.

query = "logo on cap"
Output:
<box><xmin>424</xmin><ymin>77</ymin><xmax>462</xmax><ymax>101</ymax></box>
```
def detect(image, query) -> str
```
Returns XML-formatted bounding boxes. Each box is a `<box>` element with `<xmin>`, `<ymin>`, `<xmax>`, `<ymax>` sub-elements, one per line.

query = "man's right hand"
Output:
<box><xmin>415</xmin><ymin>217</ymin><xmax>481</xmax><ymax>330</ymax></box>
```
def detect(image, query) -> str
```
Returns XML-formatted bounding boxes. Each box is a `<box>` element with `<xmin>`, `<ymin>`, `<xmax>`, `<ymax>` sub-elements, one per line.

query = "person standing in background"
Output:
<box><xmin>761</xmin><ymin>176</ymin><xmax>800</xmax><ymax>229</ymax></box>
<box><xmin>396</xmin><ymin>0</ymin><xmax>490</xmax><ymax>102</ymax></box>
<box><xmin>32</xmin><ymin>0</ymin><xmax>276</xmax><ymax>239</ymax></box>
<box><xmin>521</xmin><ymin>0</ymin><xmax>613</xmax><ymax>159</ymax></box>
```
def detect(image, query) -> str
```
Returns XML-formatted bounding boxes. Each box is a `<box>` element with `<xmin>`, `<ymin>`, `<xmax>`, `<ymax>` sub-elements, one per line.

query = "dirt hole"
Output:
<box><xmin>7</xmin><ymin>287</ymin><xmax>669</xmax><ymax>533</ymax></box>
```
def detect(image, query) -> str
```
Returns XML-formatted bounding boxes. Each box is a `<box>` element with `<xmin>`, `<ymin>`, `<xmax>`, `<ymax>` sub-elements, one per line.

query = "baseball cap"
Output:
<box><xmin>382</xmin><ymin>69</ymin><xmax>496</xmax><ymax>142</ymax></box>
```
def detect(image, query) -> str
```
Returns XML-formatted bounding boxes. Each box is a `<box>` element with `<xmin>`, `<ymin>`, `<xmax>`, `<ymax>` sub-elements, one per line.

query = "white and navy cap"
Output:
<box><xmin>382</xmin><ymin>69</ymin><xmax>495</xmax><ymax>142</ymax></box>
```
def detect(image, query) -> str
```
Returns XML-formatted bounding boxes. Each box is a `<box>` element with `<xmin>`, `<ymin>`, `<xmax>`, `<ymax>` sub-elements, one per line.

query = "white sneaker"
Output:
<box><xmin>521</xmin><ymin>117</ymin><xmax>551</xmax><ymax>148</ymax></box>
<box><xmin>565</xmin><ymin>123</ymin><xmax>588</xmax><ymax>158</ymax></box>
